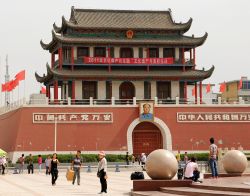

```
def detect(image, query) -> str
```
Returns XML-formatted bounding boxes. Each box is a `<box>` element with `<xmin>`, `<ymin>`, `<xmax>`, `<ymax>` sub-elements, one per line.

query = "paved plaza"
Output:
<box><xmin>1</xmin><ymin>168</ymin><xmax>250</xmax><ymax>195</ymax></box>
<box><xmin>0</xmin><ymin>170</ymin><xmax>136</xmax><ymax>196</ymax></box>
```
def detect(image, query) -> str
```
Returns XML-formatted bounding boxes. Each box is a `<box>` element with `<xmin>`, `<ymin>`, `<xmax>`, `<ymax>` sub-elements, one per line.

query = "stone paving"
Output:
<box><xmin>0</xmin><ymin>170</ymin><xmax>136</xmax><ymax>196</ymax></box>
<box><xmin>1</xmin><ymin>169</ymin><xmax>250</xmax><ymax>196</ymax></box>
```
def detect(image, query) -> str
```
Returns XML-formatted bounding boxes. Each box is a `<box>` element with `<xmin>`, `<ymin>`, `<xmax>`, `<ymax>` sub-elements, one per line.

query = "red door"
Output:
<box><xmin>132</xmin><ymin>129</ymin><xmax>163</xmax><ymax>156</ymax></box>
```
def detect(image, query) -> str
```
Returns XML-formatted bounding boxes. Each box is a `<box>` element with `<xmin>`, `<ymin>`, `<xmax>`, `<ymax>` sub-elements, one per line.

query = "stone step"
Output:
<box><xmin>132</xmin><ymin>191</ymin><xmax>185</xmax><ymax>196</ymax></box>
<box><xmin>160</xmin><ymin>187</ymin><xmax>250</xmax><ymax>196</ymax></box>
<box><xmin>191</xmin><ymin>184</ymin><xmax>250</xmax><ymax>193</ymax></box>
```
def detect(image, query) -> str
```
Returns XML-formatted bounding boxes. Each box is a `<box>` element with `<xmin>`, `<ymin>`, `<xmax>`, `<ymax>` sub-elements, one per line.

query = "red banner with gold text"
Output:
<box><xmin>84</xmin><ymin>57</ymin><xmax>174</xmax><ymax>64</ymax></box>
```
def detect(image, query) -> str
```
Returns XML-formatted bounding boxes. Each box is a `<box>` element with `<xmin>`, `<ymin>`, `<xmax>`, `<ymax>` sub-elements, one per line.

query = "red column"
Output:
<box><xmin>193</xmin><ymin>48</ymin><xmax>196</xmax><ymax>69</ymax></box>
<box><xmin>195</xmin><ymin>82</ymin><xmax>198</xmax><ymax>104</ymax></box>
<box><xmin>71</xmin><ymin>47</ymin><xmax>74</xmax><ymax>71</ymax></box>
<box><xmin>59</xmin><ymin>47</ymin><xmax>63</xmax><ymax>70</ymax></box>
<box><xmin>184</xmin><ymin>81</ymin><xmax>187</xmax><ymax>103</ymax></box>
<box><xmin>47</xmin><ymin>85</ymin><xmax>50</xmax><ymax>104</ymax></box>
<box><xmin>54</xmin><ymin>80</ymin><xmax>58</xmax><ymax>103</ymax></box>
<box><xmin>182</xmin><ymin>48</ymin><xmax>185</xmax><ymax>71</ymax></box>
<box><xmin>199</xmin><ymin>81</ymin><xmax>203</xmax><ymax>104</ymax></box>
<box><xmin>51</xmin><ymin>53</ymin><xmax>55</xmax><ymax>68</ymax></box>
<box><xmin>72</xmin><ymin>80</ymin><xmax>75</xmax><ymax>104</ymax></box>
<box><xmin>147</xmin><ymin>48</ymin><xmax>150</xmax><ymax>72</ymax></box>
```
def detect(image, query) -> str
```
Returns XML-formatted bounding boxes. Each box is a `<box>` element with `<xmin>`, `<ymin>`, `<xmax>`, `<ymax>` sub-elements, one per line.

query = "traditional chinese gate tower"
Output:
<box><xmin>36</xmin><ymin>7</ymin><xmax>214</xmax><ymax>103</ymax></box>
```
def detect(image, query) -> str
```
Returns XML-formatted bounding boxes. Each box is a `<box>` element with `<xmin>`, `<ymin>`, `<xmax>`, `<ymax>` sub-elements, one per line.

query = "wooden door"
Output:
<box><xmin>132</xmin><ymin>129</ymin><xmax>163</xmax><ymax>156</ymax></box>
<box><xmin>119</xmin><ymin>81</ymin><xmax>135</xmax><ymax>99</ymax></box>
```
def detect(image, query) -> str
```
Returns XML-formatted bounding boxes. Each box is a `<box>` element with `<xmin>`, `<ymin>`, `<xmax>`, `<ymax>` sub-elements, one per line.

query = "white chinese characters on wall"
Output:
<box><xmin>33</xmin><ymin>113</ymin><xmax>113</xmax><ymax>123</ymax></box>
<box><xmin>177</xmin><ymin>112</ymin><xmax>250</xmax><ymax>122</ymax></box>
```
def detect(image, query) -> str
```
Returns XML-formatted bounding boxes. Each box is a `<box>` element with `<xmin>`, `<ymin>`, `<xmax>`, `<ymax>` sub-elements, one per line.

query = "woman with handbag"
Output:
<box><xmin>97</xmin><ymin>151</ymin><xmax>107</xmax><ymax>194</ymax></box>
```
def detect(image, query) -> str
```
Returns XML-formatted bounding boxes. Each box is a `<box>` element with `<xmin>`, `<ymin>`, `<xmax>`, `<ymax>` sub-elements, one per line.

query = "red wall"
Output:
<box><xmin>0</xmin><ymin>106</ymin><xmax>250</xmax><ymax>152</ymax></box>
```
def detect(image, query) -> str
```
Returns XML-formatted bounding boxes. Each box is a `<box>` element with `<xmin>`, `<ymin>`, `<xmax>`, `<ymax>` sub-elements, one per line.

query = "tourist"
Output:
<box><xmin>176</xmin><ymin>150</ymin><xmax>181</xmax><ymax>163</ymax></box>
<box><xmin>18</xmin><ymin>154</ymin><xmax>25</xmax><ymax>174</ymax></box>
<box><xmin>131</xmin><ymin>154</ymin><xmax>135</xmax><ymax>165</ymax></box>
<box><xmin>184</xmin><ymin>152</ymin><xmax>189</xmax><ymax>164</ymax></box>
<box><xmin>137</xmin><ymin>154</ymin><xmax>141</xmax><ymax>165</ymax></box>
<box><xmin>38</xmin><ymin>155</ymin><xmax>43</xmax><ymax>173</ymax></box>
<box><xmin>0</xmin><ymin>155</ymin><xmax>7</xmax><ymax>175</ymax></box>
<box><xmin>184</xmin><ymin>157</ymin><xmax>201</xmax><ymax>182</ymax></box>
<box><xmin>27</xmin><ymin>154</ymin><xmax>34</xmax><ymax>174</ymax></box>
<box><xmin>209</xmin><ymin>137</ymin><xmax>219</xmax><ymax>178</ymax></box>
<box><xmin>49</xmin><ymin>153</ymin><xmax>59</xmax><ymax>186</ymax></box>
<box><xmin>97</xmin><ymin>151</ymin><xmax>107</xmax><ymax>194</ymax></box>
<box><xmin>45</xmin><ymin>155</ymin><xmax>51</xmax><ymax>175</ymax></box>
<box><xmin>125</xmin><ymin>152</ymin><xmax>129</xmax><ymax>165</ymax></box>
<box><xmin>71</xmin><ymin>150</ymin><xmax>82</xmax><ymax>185</ymax></box>
<box><xmin>141</xmin><ymin>153</ymin><xmax>147</xmax><ymax>170</ymax></box>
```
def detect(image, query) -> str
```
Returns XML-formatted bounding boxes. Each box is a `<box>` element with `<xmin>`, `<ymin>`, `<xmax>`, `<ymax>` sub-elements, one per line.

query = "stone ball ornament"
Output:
<box><xmin>145</xmin><ymin>149</ymin><xmax>178</xmax><ymax>180</ymax></box>
<box><xmin>222</xmin><ymin>150</ymin><xmax>248</xmax><ymax>174</ymax></box>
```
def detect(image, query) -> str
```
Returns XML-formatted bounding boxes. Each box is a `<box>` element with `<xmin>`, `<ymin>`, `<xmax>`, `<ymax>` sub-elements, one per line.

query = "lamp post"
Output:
<box><xmin>54</xmin><ymin>117</ymin><xmax>58</xmax><ymax>152</ymax></box>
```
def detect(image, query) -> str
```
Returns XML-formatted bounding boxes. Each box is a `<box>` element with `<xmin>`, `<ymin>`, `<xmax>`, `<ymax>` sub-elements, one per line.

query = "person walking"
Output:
<box><xmin>49</xmin><ymin>153</ymin><xmax>59</xmax><ymax>186</ymax></box>
<box><xmin>45</xmin><ymin>155</ymin><xmax>51</xmax><ymax>175</ymax></box>
<box><xmin>38</xmin><ymin>155</ymin><xmax>43</xmax><ymax>173</ymax></box>
<box><xmin>141</xmin><ymin>153</ymin><xmax>147</xmax><ymax>171</ymax></box>
<box><xmin>0</xmin><ymin>156</ymin><xmax>7</xmax><ymax>175</ymax></box>
<box><xmin>18</xmin><ymin>154</ymin><xmax>25</xmax><ymax>174</ymax></box>
<box><xmin>125</xmin><ymin>152</ymin><xmax>129</xmax><ymax>165</ymax></box>
<box><xmin>209</xmin><ymin>137</ymin><xmax>219</xmax><ymax>179</ymax></box>
<box><xmin>97</xmin><ymin>151</ymin><xmax>107</xmax><ymax>194</ymax></box>
<box><xmin>184</xmin><ymin>152</ymin><xmax>189</xmax><ymax>164</ymax></box>
<box><xmin>27</xmin><ymin>154</ymin><xmax>34</xmax><ymax>174</ymax></box>
<box><xmin>71</xmin><ymin>150</ymin><xmax>82</xmax><ymax>185</ymax></box>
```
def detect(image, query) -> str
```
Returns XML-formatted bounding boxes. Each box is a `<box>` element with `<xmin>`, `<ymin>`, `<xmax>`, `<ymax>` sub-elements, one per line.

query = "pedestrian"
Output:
<box><xmin>49</xmin><ymin>153</ymin><xmax>59</xmax><ymax>186</ymax></box>
<box><xmin>141</xmin><ymin>153</ymin><xmax>147</xmax><ymax>171</ymax></box>
<box><xmin>184</xmin><ymin>157</ymin><xmax>202</xmax><ymax>183</ymax></box>
<box><xmin>97</xmin><ymin>151</ymin><xmax>107</xmax><ymax>194</ymax></box>
<box><xmin>125</xmin><ymin>152</ymin><xmax>129</xmax><ymax>165</ymax></box>
<box><xmin>27</xmin><ymin>154</ymin><xmax>34</xmax><ymax>174</ymax></box>
<box><xmin>18</xmin><ymin>154</ymin><xmax>25</xmax><ymax>174</ymax></box>
<box><xmin>131</xmin><ymin>154</ymin><xmax>135</xmax><ymax>165</ymax></box>
<box><xmin>0</xmin><ymin>156</ymin><xmax>7</xmax><ymax>175</ymax></box>
<box><xmin>176</xmin><ymin>150</ymin><xmax>181</xmax><ymax>163</ymax></box>
<box><xmin>209</xmin><ymin>137</ymin><xmax>219</xmax><ymax>179</ymax></box>
<box><xmin>137</xmin><ymin>154</ymin><xmax>141</xmax><ymax>165</ymax></box>
<box><xmin>45</xmin><ymin>155</ymin><xmax>51</xmax><ymax>175</ymax></box>
<box><xmin>184</xmin><ymin>152</ymin><xmax>189</xmax><ymax>164</ymax></box>
<box><xmin>71</xmin><ymin>150</ymin><xmax>82</xmax><ymax>185</ymax></box>
<box><xmin>38</xmin><ymin>155</ymin><xmax>43</xmax><ymax>173</ymax></box>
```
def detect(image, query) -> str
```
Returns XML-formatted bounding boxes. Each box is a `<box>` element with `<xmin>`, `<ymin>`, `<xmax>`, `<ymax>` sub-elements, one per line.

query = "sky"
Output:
<box><xmin>0</xmin><ymin>0</ymin><xmax>250</xmax><ymax>102</ymax></box>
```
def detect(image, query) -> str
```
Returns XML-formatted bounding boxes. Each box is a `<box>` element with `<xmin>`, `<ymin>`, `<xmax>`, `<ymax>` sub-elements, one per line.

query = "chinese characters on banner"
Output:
<box><xmin>33</xmin><ymin>113</ymin><xmax>113</xmax><ymax>123</ymax></box>
<box><xmin>177</xmin><ymin>112</ymin><xmax>250</xmax><ymax>122</ymax></box>
<box><xmin>84</xmin><ymin>57</ymin><xmax>174</xmax><ymax>64</ymax></box>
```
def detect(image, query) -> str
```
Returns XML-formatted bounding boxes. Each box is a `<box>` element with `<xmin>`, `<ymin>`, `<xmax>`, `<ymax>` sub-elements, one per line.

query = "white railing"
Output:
<box><xmin>0</xmin><ymin>96</ymin><xmax>249</xmax><ymax>114</ymax></box>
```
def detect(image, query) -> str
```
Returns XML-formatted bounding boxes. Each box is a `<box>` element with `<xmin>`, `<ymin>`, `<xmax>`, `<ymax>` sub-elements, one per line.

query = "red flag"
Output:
<box><xmin>206</xmin><ymin>84</ymin><xmax>211</xmax><ymax>93</ymax></box>
<box><xmin>1</xmin><ymin>83</ymin><xmax>6</xmax><ymax>92</ymax></box>
<box><xmin>15</xmin><ymin>70</ymin><xmax>25</xmax><ymax>81</ymax></box>
<box><xmin>192</xmin><ymin>86</ymin><xmax>195</xmax><ymax>96</ymax></box>
<box><xmin>6</xmin><ymin>80</ymin><xmax>13</xmax><ymax>92</ymax></box>
<box><xmin>238</xmin><ymin>78</ymin><xmax>243</xmax><ymax>89</ymax></box>
<box><xmin>219</xmin><ymin>82</ymin><xmax>226</xmax><ymax>93</ymax></box>
<box><xmin>41</xmin><ymin>86</ymin><xmax>46</xmax><ymax>94</ymax></box>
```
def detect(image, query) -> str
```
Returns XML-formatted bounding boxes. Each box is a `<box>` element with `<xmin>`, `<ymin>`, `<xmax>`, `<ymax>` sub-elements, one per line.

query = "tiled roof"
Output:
<box><xmin>53</xmin><ymin>7</ymin><xmax>192</xmax><ymax>32</ymax></box>
<box><xmin>35</xmin><ymin>64</ymin><xmax>214</xmax><ymax>83</ymax></box>
<box><xmin>40</xmin><ymin>31</ymin><xmax>207</xmax><ymax>51</ymax></box>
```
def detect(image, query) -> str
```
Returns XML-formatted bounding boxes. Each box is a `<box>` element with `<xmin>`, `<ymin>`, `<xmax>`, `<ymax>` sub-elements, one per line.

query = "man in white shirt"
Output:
<box><xmin>184</xmin><ymin>157</ymin><xmax>201</xmax><ymax>182</ymax></box>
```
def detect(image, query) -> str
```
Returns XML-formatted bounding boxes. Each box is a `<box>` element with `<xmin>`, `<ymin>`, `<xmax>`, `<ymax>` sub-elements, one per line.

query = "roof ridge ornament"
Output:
<box><xmin>70</xmin><ymin>6</ymin><xmax>77</xmax><ymax>24</ymax></box>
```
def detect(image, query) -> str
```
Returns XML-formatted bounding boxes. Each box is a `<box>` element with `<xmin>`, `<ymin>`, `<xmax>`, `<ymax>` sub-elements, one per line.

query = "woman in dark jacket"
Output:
<box><xmin>49</xmin><ymin>153</ymin><xmax>60</xmax><ymax>186</ymax></box>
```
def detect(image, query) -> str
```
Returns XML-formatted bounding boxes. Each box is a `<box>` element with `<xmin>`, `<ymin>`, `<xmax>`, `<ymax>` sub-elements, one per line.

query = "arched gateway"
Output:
<box><xmin>127</xmin><ymin>117</ymin><xmax>172</xmax><ymax>155</ymax></box>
